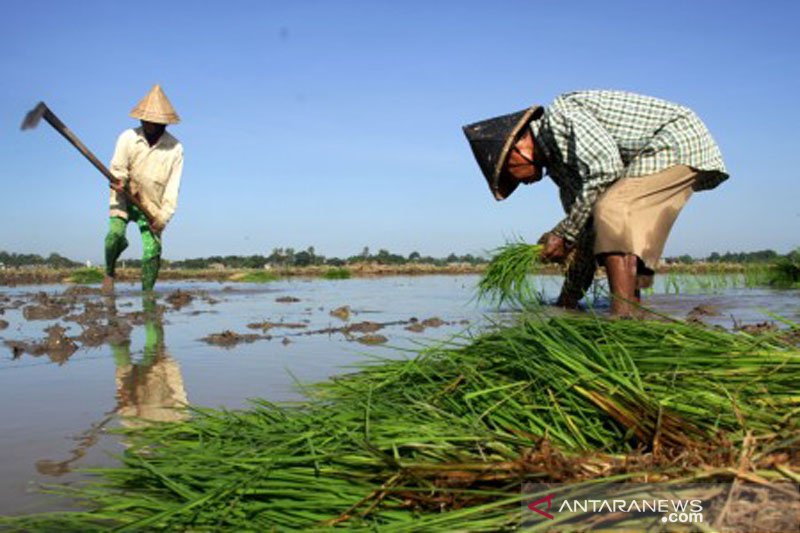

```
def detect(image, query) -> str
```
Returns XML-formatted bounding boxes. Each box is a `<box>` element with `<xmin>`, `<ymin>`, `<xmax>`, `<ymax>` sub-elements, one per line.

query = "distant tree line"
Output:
<box><xmin>168</xmin><ymin>247</ymin><xmax>489</xmax><ymax>269</ymax></box>
<box><xmin>664</xmin><ymin>249</ymin><xmax>793</xmax><ymax>265</ymax></box>
<box><xmin>2</xmin><ymin>247</ymin><xmax>797</xmax><ymax>269</ymax></box>
<box><xmin>0</xmin><ymin>251</ymin><xmax>81</xmax><ymax>268</ymax></box>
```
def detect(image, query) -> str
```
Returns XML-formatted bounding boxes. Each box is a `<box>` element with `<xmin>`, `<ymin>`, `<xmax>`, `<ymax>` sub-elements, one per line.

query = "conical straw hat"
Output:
<box><xmin>463</xmin><ymin>106</ymin><xmax>541</xmax><ymax>200</ymax></box>
<box><xmin>130</xmin><ymin>84</ymin><xmax>180</xmax><ymax>124</ymax></box>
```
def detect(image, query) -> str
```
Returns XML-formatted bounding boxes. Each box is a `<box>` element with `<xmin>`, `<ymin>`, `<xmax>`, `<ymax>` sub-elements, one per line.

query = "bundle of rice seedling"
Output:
<box><xmin>323</xmin><ymin>267</ymin><xmax>352</xmax><ymax>280</ymax></box>
<box><xmin>68</xmin><ymin>267</ymin><xmax>105</xmax><ymax>284</ymax></box>
<box><xmin>770</xmin><ymin>249</ymin><xmax>800</xmax><ymax>287</ymax></box>
<box><xmin>477</xmin><ymin>242</ymin><xmax>544</xmax><ymax>306</ymax></box>
<box><xmin>4</xmin><ymin>314</ymin><xmax>798</xmax><ymax>531</ymax></box>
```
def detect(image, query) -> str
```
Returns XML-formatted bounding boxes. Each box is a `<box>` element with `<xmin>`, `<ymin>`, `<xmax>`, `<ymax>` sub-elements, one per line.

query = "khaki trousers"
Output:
<box><xmin>593</xmin><ymin>165</ymin><xmax>697</xmax><ymax>272</ymax></box>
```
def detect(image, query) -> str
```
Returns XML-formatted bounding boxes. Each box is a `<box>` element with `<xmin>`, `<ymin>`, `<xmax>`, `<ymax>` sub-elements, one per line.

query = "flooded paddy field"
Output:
<box><xmin>0</xmin><ymin>275</ymin><xmax>797</xmax><ymax>516</ymax></box>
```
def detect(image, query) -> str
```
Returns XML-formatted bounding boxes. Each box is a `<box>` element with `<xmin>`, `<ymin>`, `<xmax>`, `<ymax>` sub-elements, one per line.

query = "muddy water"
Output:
<box><xmin>0</xmin><ymin>275</ymin><xmax>797</xmax><ymax>515</ymax></box>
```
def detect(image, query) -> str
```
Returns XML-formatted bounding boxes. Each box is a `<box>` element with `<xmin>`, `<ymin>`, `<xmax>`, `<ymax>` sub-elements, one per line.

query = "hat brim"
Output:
<box><xmin>493</xmin><ymin>173</ymin><xmax>521</xmax><ymax>200</ymax></box>
<box><xmin>130</xmin><ymin>110</ymin><xmax>180</xmax><ymax>125</ymax></box>
<box><xmin>491</xmin><ymin>106</ymin><xmax>541</xmax><ymax>200</ymax></box>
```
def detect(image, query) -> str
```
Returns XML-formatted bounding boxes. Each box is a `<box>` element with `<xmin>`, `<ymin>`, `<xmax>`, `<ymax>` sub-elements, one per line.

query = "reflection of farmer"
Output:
<box><xmin>464</xmin><ymin>91</ymin><xmax>728</xmax><ymax>316</ymax></box>
<box><xmin>112</xmin><ymin>296</ymin><xmax>187</xmax><ymax>424</ymax></box>
<box><xmin>103</xmin><ymin>85</ymin><xmax>184</xmax><ymax>294</ymax></box>
<box><xmin>36</xmin><ymin>295</ymin><xmax>187</xmax><ymax>475</ymax></box>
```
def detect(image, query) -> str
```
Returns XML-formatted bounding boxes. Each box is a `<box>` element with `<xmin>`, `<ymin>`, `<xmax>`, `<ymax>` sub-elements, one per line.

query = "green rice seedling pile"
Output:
<box><xmin>323</xmin><ymin>267</ymin><xmax>352</xmax><ymax>280</ymax></box>
<box><xmin>5</xmin><ymin>314</ymin><xmax>798</xmax><ymax>531</ymax></box>
<box><xmin>68</xmin><ymin>267</ymin><xmax>105</xmax><ymax>284</ymax></box>
<box><xmin>477</xmin><ymin>242</ymin><xmax>544</xmax><ymax>306</ymax></box>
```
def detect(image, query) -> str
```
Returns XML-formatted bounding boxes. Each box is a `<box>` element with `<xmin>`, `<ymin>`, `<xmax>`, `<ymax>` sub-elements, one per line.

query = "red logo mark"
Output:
<box><xmin>528</xmin><ymin>493</ymin><xmax>555</xmax><ymax>519</ymax></box>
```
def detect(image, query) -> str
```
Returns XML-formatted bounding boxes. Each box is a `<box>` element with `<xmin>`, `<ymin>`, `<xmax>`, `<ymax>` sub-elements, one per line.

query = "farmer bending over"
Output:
<box><xmin>103</xmin><ymin>85</ymin><xmax>184</xmax><ymax>293</ymax></box>
<box><xmin>464</xmin><ymin>90</ymin><xmax>728</xmax><ymax>317</ymax></box>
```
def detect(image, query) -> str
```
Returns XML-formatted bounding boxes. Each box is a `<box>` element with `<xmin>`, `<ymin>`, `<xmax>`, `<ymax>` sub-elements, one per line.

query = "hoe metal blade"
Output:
<box><xmin>21</xmin><ymin>102</ymin><xmax>48</xmax><ymax>130</ymax></box>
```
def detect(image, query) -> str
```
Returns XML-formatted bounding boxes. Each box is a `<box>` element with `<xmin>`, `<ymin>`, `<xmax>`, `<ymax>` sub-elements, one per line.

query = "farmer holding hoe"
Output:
<box><xmin>103</xmin><ymin>85</ymin><xmax>184</xmax><ymax>294</ymax></box>
<box><xmin>464</xmin><ymin>90</ymin><xmax>728</xmax><ymax>317</ymax></box>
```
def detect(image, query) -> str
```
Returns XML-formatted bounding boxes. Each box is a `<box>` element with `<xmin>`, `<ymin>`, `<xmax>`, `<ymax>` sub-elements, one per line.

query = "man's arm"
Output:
<box><xmin>108</xmin><ymin>131</ymin><xmax>131</xmax><ymax>216</ymax></box>
<box><xmin>151</xmin><ymin>146</ymin><xmax>184</xmax><ymax>232</ymax></box>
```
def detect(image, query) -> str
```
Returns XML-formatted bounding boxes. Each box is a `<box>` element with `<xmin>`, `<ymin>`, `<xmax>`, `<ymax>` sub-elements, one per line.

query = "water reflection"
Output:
<box><xmin>35</xmin><ymin>294</ymin><xmax>187</xmax><ymax>476</ymax></box>
<box><xmin>112</xmin><ymin>295</ymin><xmax>188</xmax><ymax>426</ymax></box>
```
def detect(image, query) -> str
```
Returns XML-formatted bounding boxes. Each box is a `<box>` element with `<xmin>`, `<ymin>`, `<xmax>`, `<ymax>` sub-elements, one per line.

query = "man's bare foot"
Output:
<box><xmin>102</xmin><ymin>275</ymin><xmax>115</xmax><ymax>295</ymax></box>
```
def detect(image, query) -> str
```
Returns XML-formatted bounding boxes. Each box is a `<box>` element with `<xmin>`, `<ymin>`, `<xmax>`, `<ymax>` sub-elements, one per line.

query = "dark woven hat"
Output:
<box><xmin>463</xmin><ymin>106</ymin><xmax>542</xmax><ymax>200</ymax></box>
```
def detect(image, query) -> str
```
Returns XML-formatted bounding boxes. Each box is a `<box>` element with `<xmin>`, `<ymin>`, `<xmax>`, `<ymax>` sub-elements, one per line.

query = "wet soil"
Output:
<box><xmin>2</xmin><ymin>288</ymin><xmax>217</xmax><ymax>362</ymax></box>
<box><xmin>200</xmin><ymin>314</ymin><xmax>470</xmax><ymax>349</ymax></box>
<box><xmin>3</xmin><ymin>287</ymin><xmax>477</xmax><ymax>358</ymax></box>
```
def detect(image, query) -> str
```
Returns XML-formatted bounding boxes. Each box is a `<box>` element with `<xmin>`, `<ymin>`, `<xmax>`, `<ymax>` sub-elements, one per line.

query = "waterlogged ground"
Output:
<box><xmin>0</xmin><ymin>275</ymin><xmax>797</xmax><ymax>515</ymax></box>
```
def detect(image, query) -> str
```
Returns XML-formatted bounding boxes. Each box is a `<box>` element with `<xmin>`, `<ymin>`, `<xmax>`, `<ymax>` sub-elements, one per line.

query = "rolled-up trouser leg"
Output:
<box><xmin>131</xmin><ymin>207</ymin><xmax>162</xmax><ymax>291</ymax></box>
<box><xmin>105</xmin><ymin>217</ymin><xmax>129</xmax><ymax>277</ymax></box>
<box><xmin>593</xmin><ymin>165</ymin><xmax>697</xmax><ymax>272</ymax></box>
<box><xmin>558</xmin><ymin>225</ymin><xmax>597</xmax><ymax>308</ymax></box>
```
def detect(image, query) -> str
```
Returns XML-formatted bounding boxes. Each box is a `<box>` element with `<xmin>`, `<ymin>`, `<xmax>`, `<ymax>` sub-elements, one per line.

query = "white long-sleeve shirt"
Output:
<box><xmin>108</xmin><ymin>127</ymin><xmax>184</xmax><ymax>228</ymax></box>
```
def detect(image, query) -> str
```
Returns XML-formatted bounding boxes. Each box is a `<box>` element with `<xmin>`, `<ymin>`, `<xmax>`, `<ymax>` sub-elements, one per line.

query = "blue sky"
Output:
<box><xmin>1</xmin><ymin>0</ymin><xmax>798</xmax><ymax>262</ymax></box>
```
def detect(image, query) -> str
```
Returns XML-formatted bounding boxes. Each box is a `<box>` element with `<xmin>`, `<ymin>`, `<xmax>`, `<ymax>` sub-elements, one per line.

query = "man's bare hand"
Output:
<box><xmin>538</xmin><ymin>232</ymin><xmax>570</xmax><ymax>263</ymax></box>
<box><xmin>109</xmin><ymin>180</ymin><xmax>125</xmax><ymax>193</ymax></box>
<box><xmin>149</xmin><ymin>219</ymin><xmax>165</xmax><ymax>235</ymax></box>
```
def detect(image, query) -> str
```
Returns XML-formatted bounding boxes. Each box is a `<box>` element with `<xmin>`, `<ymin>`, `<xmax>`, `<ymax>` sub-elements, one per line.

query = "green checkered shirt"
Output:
<box><xmin>530</xmin><ymin>90</ymin><xmax>728</xmax><ymax>242</ymax></box>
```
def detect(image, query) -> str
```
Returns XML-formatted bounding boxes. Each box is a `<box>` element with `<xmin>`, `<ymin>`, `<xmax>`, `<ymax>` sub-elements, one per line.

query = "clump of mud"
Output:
<box><xmin>62</xmin><ymin>298</ymin><xmax>134</xmax><ymax>346</ymax></box>
<box><xmin>165</xmin><ymin>290</ymin><xmax>194</xmax><ymax>310</ymax></box>
<box><xmin>63</xmin><ymin>286</ymin><xmax>102</xmax><ymax>297</ymax></box>
<box><xmin>735</xmin><ymin>321</ymin><xmax>778</xmax><ymax>335</ymax></box>
<box><xmin>75</xmin><ymin>320</ymin><xmax>133</xmax><ymax>348</ymax></box>
<box><xmin>686</xmin><ymin>304</ymin><xmax>721</xmax><ymax>322</ymax></box>
<box><xmin>246</xmin><ymin>321</ymin><xmax>308</xmax><ymax>331</ymax></box>
<box><xmin>405</xmin><ymin>316</ymin><xmax>460</xmax><ymax>333</ymax></box>
<box><xmin>731</xmin><ymin>321</ymin><xmax>800</xmax><ymax>346</ymax></box>
<box><xmin>64</xmin><ymin>301</ymin><xmax>108</xmax><ymax>326</ymax></box>
<box><xmin>344</xmin><ymin>321</ymin><xmax>384</xmax><ymax>334</ymax></box>
<box><xmin>356</xmin><ymin>334</ymin><xmax>388</xmax><ymax>345</ymax></box>
<box><xmin>22</xmin><ymin>292</ymin><xmax>71</xmax><ymax>321</ymax></box>
<box><xmin>330</xmin><ymin>306</ymin><xmax>351</xmax><ymax>321</ymax></box>
<box><xmin>405</xmin><ymin>322</ymin><xmax>425</xmax><ymax>333</ymax></box>
<box><xmin>6</xmin><ymin>325</ymin><xmax>78</xmax><ymax>364</ymax></box>
<box><xmin>201</xmin><ymin>330</ymin><xmax>265</xmax><ymax>347</ymax></box>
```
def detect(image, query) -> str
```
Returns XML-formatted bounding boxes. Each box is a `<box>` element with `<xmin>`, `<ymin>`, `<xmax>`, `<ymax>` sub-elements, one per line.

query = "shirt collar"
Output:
<box><xmin>528</xmin><ymin>114</ymin><xmax>552</xmax><ymax>176</ymax></box>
